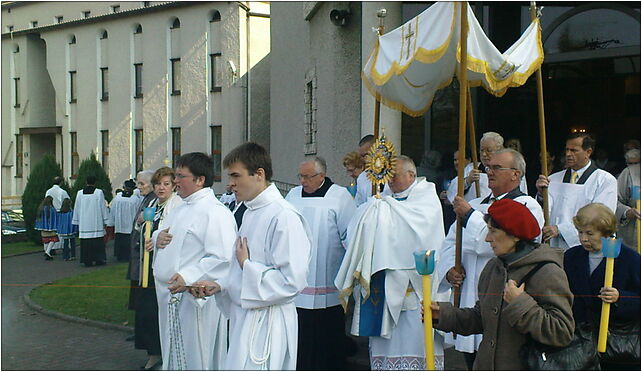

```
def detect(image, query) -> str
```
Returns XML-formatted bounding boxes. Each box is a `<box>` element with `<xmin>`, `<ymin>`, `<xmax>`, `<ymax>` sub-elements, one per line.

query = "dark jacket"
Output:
<box><xmin>436</xmin><ymin>244</ymin><xmax>575</xmax><ymax>370</ymax></box>
<box><xmin>564</xmin><ymin>244</ymin><xmax>641</xmax><ymax>326</ymax></box>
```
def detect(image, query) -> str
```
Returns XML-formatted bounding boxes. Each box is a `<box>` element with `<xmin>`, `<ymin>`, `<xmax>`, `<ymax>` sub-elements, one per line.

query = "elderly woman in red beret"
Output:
<box><xmin>428</xmin><ymin>199</ymin><xmax>575</xmax><ymax>370</ymax></box>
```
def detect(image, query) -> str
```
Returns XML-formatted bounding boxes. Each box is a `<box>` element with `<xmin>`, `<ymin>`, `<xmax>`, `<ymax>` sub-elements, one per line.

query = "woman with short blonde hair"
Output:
<box><xmin>572</xmin><ymin>203</ymin><xmax>617</xmax><ymax>237</ymax></box>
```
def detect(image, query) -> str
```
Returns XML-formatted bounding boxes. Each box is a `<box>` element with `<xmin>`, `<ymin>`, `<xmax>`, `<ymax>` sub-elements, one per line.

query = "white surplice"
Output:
<box><xmin>45</xmin><ymin>185</ymin><xmax>70</xmax><ymax>211</ymax></box>
<box><xmin>355</xmin><ymin>171</ymin><xmax>392</xmax><ymax>206</ymax></box>
<box><xmin>434</xmin><ymin>191</ymin><xmax>543</xmax><ymax>353</ymax></box>
<box><xmin>109</xmin><ymin>193</ymin><xmax>142</xmax><ymax>234</ymax></box>
<box><xmin>286</xmin><ymin>183</ymin><xmax>357</xmax><ymax>309</ymax></box>
<box><xmin>446</xmin><ymin>163</ymin><xmax>529</xmax><ymax>203</ymax></box>
<box><xmin>547</xmin><ymin>161</ymin><xmax>618</xmax><ymax>250</ymax></box>
<box><xmin>72</xmin><ymin>188</ymin><xmax>110</xmax><ymax>238</ymax></box>
<box><xmin>335</xmin><ymin>177</ymin><xmax>445</xmax><ymax>370</ymax></box>
<box><xmin>216</xmin><ymin>183</ymin><xmax>311</xmax><ymax>370</ymax></box>
<box><xmin>151</xmin><ymin>188</ymin><xmax>236</xmax><ymax>370</ymax></box>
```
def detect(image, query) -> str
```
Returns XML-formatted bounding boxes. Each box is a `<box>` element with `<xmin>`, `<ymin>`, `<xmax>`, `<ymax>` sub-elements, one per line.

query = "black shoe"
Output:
<box><xmin>141</xmin><ymin>359</ymin><xmax>162</xmax><ymax>370</ymax></box>
<box><xmin>44</xmin><ymin>254</ymin><xmax>54</xmax><ymax>261</ymax></box>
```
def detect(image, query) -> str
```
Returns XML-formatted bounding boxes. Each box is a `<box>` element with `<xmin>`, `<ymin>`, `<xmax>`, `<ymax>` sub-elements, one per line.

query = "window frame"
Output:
<box><xmin>82</xmin><ymin>10</ymin><xmax>91</xmax><ymax>18</ymax></box>
<box><xmin>171</xmin><ymin>127</ymin><xmax>181</xmax><ymax>168</ymax></box>
<box><xmin>134</xmin><ymin>63</ymin><xmax>143</xmax><ymax>98</ymax></box>
<box><xmin>170</xmin><ymin>58</ymin><xmax>181</xmax><ymax>96</ymax></box>
<box><xmin>134</xmin><ymin>129</ymin><xmax>144</xmax><ymax>173</ymax></box>
<box><xmin>13</xmin><ymin>77</ymin><xmax>20</xmax><ymax>108</ymax></box>
<box><xmin>101</xmin><ymin>130</ymin><xmax>109</xmax><ymax>174</ymax></box>
<box><xmin>70</xmin><ymin>132</ymin><xmax>79</xmax><ymax>178</ymax></box>
<box><xmin>69</xmin><ymin>71</ymin><xmax>77</xmax><ymax>103</ymax></box>
<box><xmin>210</xmin><ymin>53</ymin><xmax>222</xmax><ymax>93</ymax></box>
<box><xmin>15</xmin><ymin>134</ymin><xmax>23</xmax><ymax>178</ymax></box>
<box><xmin>55</xmin><ymin>16</ymin><xmax>63</xmax><ymax>24</ymax></box>
<box><xmin>100</xmin><ymin>67</ymin><xmax>109</xmax><ymax>101</ymax></box>
<box><xmin>210</xmin><ymin>125</ymin><xmax>222</xmax><ymax>182</ymax></box>
<box><xmin>111</xmin><ymin>5</ymin><xmax>120</xmax><ymax>13</ymax></box>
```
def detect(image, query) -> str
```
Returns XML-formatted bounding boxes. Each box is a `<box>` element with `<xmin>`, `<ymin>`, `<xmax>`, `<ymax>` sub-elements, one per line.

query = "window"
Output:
<box><xmin>7</xmin><ymin>25</ymin><xmax>13</xmax><ymax>32</ymax></box>
<box><xmin>210</xmin><ymin>125</ymin><xmax>222</xmax><ymax>182</ymax></box>
<box><xmin>15</xmin><ymin>134</ymin><xmax>23</xmax><ymax>178</ymax></box>
<box><xmin>170</xmin><ymin>58</ymin><xmax>181</xmax><ymax>95</ymax></box>
<box><xmin>171</xmin><ymin>128</ymin><xmax>181</xmax><ymax>168</ymax></box>
<box><xmin>101</xmin><ymin>130</ymin><xmax>109</xmax><ymax>174</ymax></box>
<box><xmin>111</xmin><ymin>5</ymin><xmax>120</xmax><ymax>13</ymax></box>
<box><xmin>210</xmin><ymin>11</ymin><xmax>221</xmax><ymax>22</ymax></box>
<box><xmin>30</xmin><ymin>21</ymin><xmax>38</xmax><ymax>28</ymax></box>
<box><xmin>134</xmin><ymin>24</ymin><xmax>142</xmax><ymax>34</ymax></box>
<box><xmin>69</xmin><ymin>35</ymin><xmax>76</xmax><ymax>44</ymax></box>
<box><xmin>69</xmin><ymin>71</ymin><xmax>77</xmax><ymax>103</ymax></box>
<box><xmin>100</xmin><ymin>30</ymin><xmax>108</xmax><ymax>39</ymax></box>
<box><xmin>210</xmin><ymin>53</ymin><xmax>222</xmax><ymax>92</ymax></box>
<box><xmin>56</xmin><ymin>16</ymin><xmax>63</xmax><ymax>23</ymax></box>
<box><xmin>83</xmin><ymin>10</ymin><xmax>91</xmax><ymax>18</ymax></box>
<box><xmin>143</xmin><ymin>1</ymin><xmax>150</xmax><ymax>7</ymax></box>
<box><xmin>100</xmin><ymin>67</ymin><xmax>108</xmax><ymax>101</ymax></box>
<box><xmin>134</xmin><ymin>63</ymin><xmax>143</xmax><ymax>98</ymax></box>
<box><xmin>135</xmin><ymin>129</ymin><xmax>143</xmax><ymax>173</ymax></box>
<box><xmin>71</xmin><ymin>132</ymin><xmax>79</xmax><ymax>178</ymax></box>
<box><xmin>304</xmin><ymin>78</ymin><xmax>317</xmax><ymax>155</ymax></box>
<box><xmin>171</xmin><ymin>18</ymin><xmax>181</xmax><ymax>29</ymax></box>
<box><xmin>13</xmin><ymin>78</ymin><xmax>20</xmax><ymax>108</ymax></box>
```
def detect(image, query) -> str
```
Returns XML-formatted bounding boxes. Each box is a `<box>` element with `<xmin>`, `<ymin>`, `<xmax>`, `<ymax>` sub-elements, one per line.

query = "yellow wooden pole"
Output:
<box><xmin>142</xmin><ymin>220</ymin><xmax>151</xmax><ymax>288</ymax></box>
<box><xmin>597</xmin><ymin>256</ymin><xmax>614</xmax><ymax>352</ymax></box>
<box><xmin>466</xmin><ymin>88</ymin><xmax>480</xmax><ymax>198</ymax></box>
<box><xmin>635</xmin><ymin>199</ymin><xmax>640</xmax><ymax>253</ymax></box>
<box><xmin>530</xmin><ymin>2</ymin><xmax>550</xmax><ymax>227</ymax></box>
<box><xmin>454</xmin><ymin>1</ymin><xmax>469</xmax><ymax>308</ymax></box>
<box><xmin>371</xmin><ymin>11</ymin><xmax>386</xmax><ymax>197</ymax></box>
<box><xmin>423</xmin><ymin>275</ymin><xmax>435</xmax><ymax>370</ymax></box>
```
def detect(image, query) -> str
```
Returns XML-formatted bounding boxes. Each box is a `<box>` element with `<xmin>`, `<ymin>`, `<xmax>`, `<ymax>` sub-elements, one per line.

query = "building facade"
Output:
<box><xmin>1</xmin><ymin>1</ymin><xmax>270</xmax><ymax>206</ymax></box>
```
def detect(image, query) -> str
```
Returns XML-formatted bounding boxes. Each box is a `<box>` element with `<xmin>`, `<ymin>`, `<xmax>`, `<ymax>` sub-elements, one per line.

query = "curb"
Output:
<box><xmin>2</xmin><ymin>250</ymin><xmax>42</xmax><ymax>258</ymax></box>
<box><xmin>23</xmin><ymin>288</ymin><xmax>133</xmax><ymax>334</ymax></box>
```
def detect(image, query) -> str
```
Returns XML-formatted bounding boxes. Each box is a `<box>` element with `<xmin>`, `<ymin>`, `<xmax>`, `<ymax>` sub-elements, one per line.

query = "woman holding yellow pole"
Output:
<box><xmin>564</xmin><ymin>203</ymin><xmax>641</xmax><ymax>370</ymax></box>
<box><xmin>427</xmin><ymin>199</ymin><xmax>574</xmax><ymax>370</ymax></box>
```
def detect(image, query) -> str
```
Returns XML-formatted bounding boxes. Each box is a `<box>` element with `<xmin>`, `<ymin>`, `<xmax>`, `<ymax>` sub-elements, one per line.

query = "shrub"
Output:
<box><xmin>70</xmin><ymin>153</ymin><xmax>113</xmax><ymax>204</ymax></box>
<box><xmin>21</xmin><ymin>155</ymin><xmax>69</xmax><ymax>244</ymax></box>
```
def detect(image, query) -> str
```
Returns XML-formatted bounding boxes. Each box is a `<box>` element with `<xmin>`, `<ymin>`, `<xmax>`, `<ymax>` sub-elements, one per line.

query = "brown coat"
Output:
<box><xmin>436</xmin><ymin>244</ymin><xmax>575</xmax><ymax>370</ymax></box>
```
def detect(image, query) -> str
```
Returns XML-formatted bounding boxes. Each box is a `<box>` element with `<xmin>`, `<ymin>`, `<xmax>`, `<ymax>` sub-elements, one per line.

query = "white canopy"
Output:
<box><xmin>362</xmin><ymin>2</ymin><xmax>543</xmax><ymax>117</ymax></box>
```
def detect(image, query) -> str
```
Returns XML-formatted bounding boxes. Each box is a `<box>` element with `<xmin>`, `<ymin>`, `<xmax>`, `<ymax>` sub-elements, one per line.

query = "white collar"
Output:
<box><xmin>181</xmin><ymin>187</ymin><xmax>211</xmax><ymax>204</ymax></box>
<box><xmin>571</xmin><ymin>160</ymin><xmax>592</xmax><ymax>176</ymax></box>
<box><xmin>245</xmin><ymin>183</ymin><xmax>282</xmax><ymax>210</ymax></box>
<box><xmin>392</xmin><ymin>179</ymin><xmax>418</xmax><ymax>199</ymax></box>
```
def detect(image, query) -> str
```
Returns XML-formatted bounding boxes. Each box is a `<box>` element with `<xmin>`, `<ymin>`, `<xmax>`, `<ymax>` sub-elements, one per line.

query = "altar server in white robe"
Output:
<box><xmin>355</xmin><ymin>135</ymin><xmax>391</xmax><ymax>205</ymax></box>
<box><xmin>46</xmin><ymin>176</ymin><xmax>70</xmax><ymax>251</ymax></box>
<box><xmin>192</xmin><ymin>142</ymin><xmax>311</xmax><ymax>370</ymax></box>
<box><xmin>435</xmin><ymin>149</ymin><xmax>544</xmax><ymax>369</ymax></box>
<box><xmin>536</xmin><ymin>133</ymin><xmax>617</xmax><ymax>250</ymax></box>
<box><xmin>285</xmin><ymin>156</ymin><xmax>357</xmax><ymax>370</ymax></box>
<box><xmin>151</xmin><ymin>153</ymin><xmax>236</xmax><ymax>370</ymax></box>
<box><xmin>335</xmin><ymin>155</ymin><xmax>445</xmax><ymax>370</ymax></box>
<box><xmin>446</xmin><ymin>132</ymin><xmax>528</xmax><ymax>203</ymax></box>
<box><xmin>72</xmin><ymin>175</ymin><xmax>111</xmax><ymax>266</ymax></box>
<box><xmin>109</xmin><ymin>179</ymin><xmax>141</xmax><ymax>262</ymax></box>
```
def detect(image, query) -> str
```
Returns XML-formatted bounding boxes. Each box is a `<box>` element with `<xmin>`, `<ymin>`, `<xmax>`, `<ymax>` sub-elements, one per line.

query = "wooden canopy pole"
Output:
<box><xmin>372</xmin><ymin>10</ymin><xmax>386</xmax><ymax>196</ymax></box>
<box><xmin>530</xmin><ymin>2</ymin><xmax>550</xmax><ymax>227</ymax></box>
<box><xmin>454</xmin><ymin>1</ymin><xmax>469</xmax><ymax>308</ymax></box>
<box><xmin>466</xmin><ymin>88</ymin><xmax>481</xmax><ymax>198</ymax></box>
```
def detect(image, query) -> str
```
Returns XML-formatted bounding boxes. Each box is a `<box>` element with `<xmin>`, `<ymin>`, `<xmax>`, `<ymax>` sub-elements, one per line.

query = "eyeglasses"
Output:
<box><xmin>485</xmin><ymin>165</ymin><xmax>517</xmax><ymax>173</ymax></box>
<box><xmin>480</xmin><ymin>148</ymin><xmax>497</xmax><ymax>155</ymax></box>
<box><xmin>297</xmin><ymin>173</ymin><xmax>320</xmax><ymax>181</ymax></box>
<box><xmin>175</xmin><ymin>173</ymin><xmax>195</xmax><ymax>179</ymax></box>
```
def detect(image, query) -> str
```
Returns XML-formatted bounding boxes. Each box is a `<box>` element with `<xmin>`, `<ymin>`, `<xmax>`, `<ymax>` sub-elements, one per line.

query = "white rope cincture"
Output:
<box><xmin>168</xmin><ymin>294</ymin><xmax>187</xmax><ymax>370</ymax></box>
<box><xmin>249</xmin><ymin>306</ymin><xmax>274</xmax><ymax>368</ymax></box>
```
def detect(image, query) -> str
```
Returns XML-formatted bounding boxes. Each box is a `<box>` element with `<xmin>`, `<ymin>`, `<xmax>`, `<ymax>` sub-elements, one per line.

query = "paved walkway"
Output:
<box><xmin>2</xmin><ymin>241</ymin><xmax>467</xmax><ymax>371</ymax></box>
<box><xmin>1</xmin><ymin>242</ymin><xmax>146</xmax><ymax>370</ymax></box>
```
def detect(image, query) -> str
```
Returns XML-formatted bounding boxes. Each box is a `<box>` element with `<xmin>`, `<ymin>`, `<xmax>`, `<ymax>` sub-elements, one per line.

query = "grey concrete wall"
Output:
<box><xmin>270</xmin><ymin>2</ymin><xmax>363</xmax><ymax>188</ymax></box>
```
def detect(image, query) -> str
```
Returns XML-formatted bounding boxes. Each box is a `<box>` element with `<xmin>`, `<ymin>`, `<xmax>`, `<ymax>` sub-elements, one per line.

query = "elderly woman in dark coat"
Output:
<box><xmin>429</xmin><ymin>199</ymin><xmax>575</xmax><ymax>370</ymax></box>
<box><xmin>565</xmin><ymin>203</ymin><xmax>640</xmax><ymax>370</ymax></box>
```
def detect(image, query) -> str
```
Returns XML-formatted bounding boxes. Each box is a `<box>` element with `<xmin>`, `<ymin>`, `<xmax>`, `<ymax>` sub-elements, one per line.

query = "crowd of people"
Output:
<box><xmin>32</xmin><ymin>132</ymin><xmax>640</xmax><ymax>371</ymax></box>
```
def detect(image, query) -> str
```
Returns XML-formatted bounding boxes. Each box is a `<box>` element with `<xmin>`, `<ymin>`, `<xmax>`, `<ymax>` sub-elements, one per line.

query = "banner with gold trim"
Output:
<box><xmin>362</xmin><ymin>1</ymin><xmax>543</xmax><ymax>117</ymax></box>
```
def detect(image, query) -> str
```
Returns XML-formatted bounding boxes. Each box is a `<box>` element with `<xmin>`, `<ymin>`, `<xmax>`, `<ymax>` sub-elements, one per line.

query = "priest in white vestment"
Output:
<box><xmin>72</xmin><ymin>175</ymin><xmax>111</xmax><ymax>266</ymax></box>
<box><xmin>446</xmin><ymin>132</ymin><xmax>528</xmax><ymax>203</ymax></box>
<box><xmin>435</xmin><ymin>149</ymin><xmax>543</xmax><ymax>368</ymax></box>
<box><xmin>151</xmin><ymin>153</ymin><xmax>236</xmax><ymax>370</ymax></box>
<box><xmin>536</xmin><ymin>133</ymin><xmax>617</xmax><ymax>250</ymax></box>
<box><xmin>192</xmin><ymin>142</ymin><xmax>311</xmax><ymax>370</ymax></box>
<box><xmin>285</xmin><ymin>157</ymin><xmax>357</xmax><ymax>370</ymax></box>
<box><xmin>336</xmin><ymin>155</ymin><xmax>445</xmax><ymax>370</ymax></box>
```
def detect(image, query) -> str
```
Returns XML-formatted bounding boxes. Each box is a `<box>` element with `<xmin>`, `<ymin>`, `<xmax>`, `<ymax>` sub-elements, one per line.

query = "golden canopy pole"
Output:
<box><xmin>466</xmin><ymin>88</ymin><xmax>481</xmax><ymax>198</ymax></box>
<box><xmin>530</xmin><ymin>2</ymin><xmax>550</xmax><ymax>227</ymax></box>
<box><xmin>371</xmin><ymin>9</ymin><xmax>386</xmax><ymax>197</ymax></box>
<box><xmin>454</xmin><ymin>1</ymin><xmax>469</xmax><ymax>308</ymax></box>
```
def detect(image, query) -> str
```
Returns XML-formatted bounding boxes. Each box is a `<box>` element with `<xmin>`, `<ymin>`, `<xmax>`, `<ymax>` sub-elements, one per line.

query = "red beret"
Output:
<box><xmin>487</xmin><ymin>199</ymin><xmax>540</xmax><ymax>240</ymax></box>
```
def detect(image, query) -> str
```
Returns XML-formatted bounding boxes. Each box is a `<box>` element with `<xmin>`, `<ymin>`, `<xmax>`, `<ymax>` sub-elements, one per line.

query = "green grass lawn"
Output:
<box><xmin>2</xmin><ymin>240</ymin><xmax>42</xmax><ymax>257</ymax></box>
<box><xmin>30</xmin><ymin>263</ymin><xmax>135</xmax><ymax>327</ymax></box>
